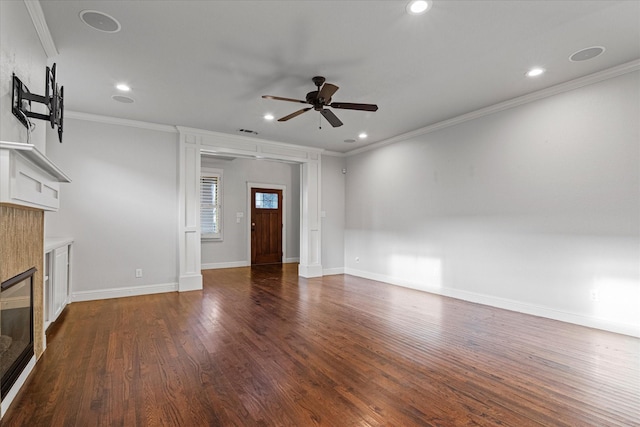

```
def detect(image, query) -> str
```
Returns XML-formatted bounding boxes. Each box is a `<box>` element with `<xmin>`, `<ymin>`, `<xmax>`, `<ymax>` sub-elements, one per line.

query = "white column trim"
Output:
<box><xmin>178</xmin><ymin>132</ymin><xmax>203</xmax><ymax>291</ymax></box>
<box><xmin>177</xmin><ymin>127</ymin><xmax>323</xmax><ymax>282</ymax></box>
<box><xmin>299</xmin><ymin>161</ymin><xmax>323</xmax><ymax>278</ymax></box>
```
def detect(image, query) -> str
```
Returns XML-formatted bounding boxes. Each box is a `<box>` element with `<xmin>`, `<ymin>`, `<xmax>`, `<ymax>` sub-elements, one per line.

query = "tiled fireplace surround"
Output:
<box><xmin>0</xmin><ymin>205</ymin><xmax>45</xmax><ymax>412</ymax></box>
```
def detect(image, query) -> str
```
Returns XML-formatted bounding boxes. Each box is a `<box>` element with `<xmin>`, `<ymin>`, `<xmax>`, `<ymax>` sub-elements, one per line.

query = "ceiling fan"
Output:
<box><xmin>262</xmin><ymin>76</ymin><xmax>378</xmax><ymax>128</ymax></box>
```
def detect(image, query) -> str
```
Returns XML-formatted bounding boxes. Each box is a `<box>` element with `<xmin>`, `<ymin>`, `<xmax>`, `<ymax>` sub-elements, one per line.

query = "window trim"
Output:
<box><xmin>201</xmin><ymin>167</ymin><xmax>223</xmax><ymax>241</ymax></box>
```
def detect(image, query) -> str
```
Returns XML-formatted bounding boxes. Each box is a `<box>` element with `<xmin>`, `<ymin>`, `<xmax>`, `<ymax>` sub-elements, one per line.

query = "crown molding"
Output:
<box><xmin>66</xmin><ymin>113</ymin><xmax>325</xmax><ymax>159</ymax></box>
<box><xmin>65</xmin><ymin>111</ymin><xmax>178</xmax><ymax>133</ymax></box>
<box><xmin>24</xmin><ymin>0</ymin><xmax>58</xmax><ymax>58</ymax></box>
<box><xmin>322</xmin><ymin>150</ymin><xmax>347</xmax><ymax>157</ymax></box>
<box><xmin>346</xmin><ymin>59</ymin><xmax>640</xmax><ymax>157</ymax></box>
<box><xmin>67</xmin><ymin>59</ymin><xmax>639</xmax><ymax>157</ymax></box>
<box><xmin>176</xmin><ymin>125</ymin><xmax>324</xmax><ymax>155</ymax></box>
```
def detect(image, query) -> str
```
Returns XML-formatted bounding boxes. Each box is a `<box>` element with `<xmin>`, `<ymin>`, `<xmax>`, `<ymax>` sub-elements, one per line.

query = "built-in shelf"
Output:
<box><xmin>44</xmin><ymin>237</ymin><xmax>73</xmax><ymax>332</ymax></box>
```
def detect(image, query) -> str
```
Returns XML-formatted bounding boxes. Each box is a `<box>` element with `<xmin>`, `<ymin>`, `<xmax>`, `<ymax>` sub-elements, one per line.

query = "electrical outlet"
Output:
<box><xmin>355</xmin><ymin>257</ymin><xmax>360</xmax><ymax>263</ymax></box>
<box><xmin>590</xmin><ymin>289</ymin><xmax>599</xmax><ymax>302</ymax></box>
<box><xmin>135</xmin><ymin>268</ymin><xmax>143</xmax><ymax>278</ymax></box>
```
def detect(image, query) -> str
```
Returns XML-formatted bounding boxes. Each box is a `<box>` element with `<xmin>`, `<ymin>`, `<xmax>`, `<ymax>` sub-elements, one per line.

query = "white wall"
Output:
<box><xmin>321</xmin><ymin>154</ymin><xmax>346</xmax><ymax>274</ymax></box>
<box><xmin>345</xmin><ymin>71</ymin><xmax>640</xmax><ymax>336</ymax></box>
<box><xmin>201</xmin><ymin>156</ymin><xmax>300</xmax><ymax>268</ymax></box>
<box><xmin>0</xmin><ymin>1</ymin><xmax>47</xmax><ymax>151</ymax></box>
<box><xmin>45</xmin><ymin>118</ymin><xmax>179</xmax><ymax>299</ymax></box>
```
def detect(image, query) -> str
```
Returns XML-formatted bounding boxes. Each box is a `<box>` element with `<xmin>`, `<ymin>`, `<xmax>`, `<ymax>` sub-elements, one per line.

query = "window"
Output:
<box><xmin>255</xmin><ymin>192</ymin><xmax>279</xmax><ymax>209</ymax></box>
<box><xmin>201</xmin><ymin>168</ymin><xmax>222</xmax><ymax>240</ymax></box>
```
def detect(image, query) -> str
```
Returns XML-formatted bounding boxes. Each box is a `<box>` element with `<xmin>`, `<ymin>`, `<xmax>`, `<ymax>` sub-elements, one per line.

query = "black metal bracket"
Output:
<box><xmin>11</xmin><ymin>63</ymin><xmax>64</xmax><ymax>142</ymax></box>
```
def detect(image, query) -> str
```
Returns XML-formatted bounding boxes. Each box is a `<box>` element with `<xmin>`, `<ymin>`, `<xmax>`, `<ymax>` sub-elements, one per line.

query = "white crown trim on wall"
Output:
<box><xmin>65</xmin><ymin>59</ymin><xmax>639</xmax><ymax>157</ymax></box>
<box><xmin>24</xmin><ymin>0</ymin><xmax>58</xmax><ymax>58</ymax></box>
<box><xmin>345</xmin><ymin>59</ymin><xmax>640</xmax><ymax>157</ymax></box>
<box><xmin>65</xmin><ymin>111</ymin><xmax>178</xmax><ymax>133</ymax></box>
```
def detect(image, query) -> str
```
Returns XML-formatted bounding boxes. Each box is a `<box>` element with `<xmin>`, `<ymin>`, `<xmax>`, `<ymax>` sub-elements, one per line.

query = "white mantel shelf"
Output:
<box><xmin>0</xmin><ymin>141</ymin><xmax>71</xmax><ymax>182</ymax></box>
<box><xmin>0</xmin><ymin>141</ymin><xmax>71</xmax><ymax>211</ymax></box>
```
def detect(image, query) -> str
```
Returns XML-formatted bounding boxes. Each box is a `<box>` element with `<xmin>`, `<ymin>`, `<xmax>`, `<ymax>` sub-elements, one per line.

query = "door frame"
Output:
<box><xmin>247</xmin><ymin>182</ymin><xmax>287</xmax><ymax>266</ymax></box>
<box><xmin>178</xmin><ymin>126</ymin><xmax>323</xmax><ymax>292</ymax></box>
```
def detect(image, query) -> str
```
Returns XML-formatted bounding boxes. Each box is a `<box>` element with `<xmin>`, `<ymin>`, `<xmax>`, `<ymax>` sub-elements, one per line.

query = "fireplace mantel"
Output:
<box><xmin>0</xmin><ymin>141</ymin><xmax>71</xmax><ymax>211</ymax></box>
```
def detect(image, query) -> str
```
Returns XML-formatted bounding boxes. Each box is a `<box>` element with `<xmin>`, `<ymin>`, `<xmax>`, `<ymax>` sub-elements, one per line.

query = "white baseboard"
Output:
<box><xmin>202</xmin><ymin>259</ymin><xmax>299</xmax><ymax>271</ymax></box>
<box><xmin>71</xmin><ymin>282</ymin><xmax>178</xmax><ymax>302</ymax></box>
<box><xmin>323</xmin><ymin>267</ymin><xmax>345</xmax><ymax>276</ymax></box>
<box><xmin>202</xmin><ymin>261</ymin><xmax>250</xmax><ymax>270</ymax></box>
<box><xmin>1</xmin><ymin>355</ymin><xmax>36</xmax><ymax>419</ymax></box>
<box><xmin>345</xmin><ymin>268</ymin><xmax>640</xmax><ymax>338</ymax></box>
<box><xmin>298</xmin><ymin>263</ymin><xmax>323</xmax><ymax>278</ymax></box>
<box><xmin>178</xmin><ymin>274</ymin><xmax>202</xmax><ymax>292</ymax></box>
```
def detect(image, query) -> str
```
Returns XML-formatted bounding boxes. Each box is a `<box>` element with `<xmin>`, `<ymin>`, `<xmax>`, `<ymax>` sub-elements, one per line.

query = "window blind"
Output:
<box><xmin>201</xmin><ymin>174</ymin><xmax>220</xmax><ymax>238</ymax></box>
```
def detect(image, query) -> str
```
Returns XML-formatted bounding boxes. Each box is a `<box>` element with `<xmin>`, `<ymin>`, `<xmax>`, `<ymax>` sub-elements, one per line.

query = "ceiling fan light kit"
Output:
<box><xmin>262</xmin><ymin>76</ymin><xmax>378</xmax><ymax>128</ymax></box>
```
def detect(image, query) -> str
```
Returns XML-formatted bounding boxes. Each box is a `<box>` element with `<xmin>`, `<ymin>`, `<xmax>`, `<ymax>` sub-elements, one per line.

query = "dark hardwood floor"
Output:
<box><xmin>3</xmin><ymin>264</ymin><xmax>639</xmax><ymax>426</ymax></box>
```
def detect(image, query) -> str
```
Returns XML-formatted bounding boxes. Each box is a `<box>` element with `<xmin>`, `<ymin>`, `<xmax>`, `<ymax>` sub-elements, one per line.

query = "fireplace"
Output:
<box><xmin>0</xmin><ymin>267</ymin><xmax>35</xmax><ymax>399</ymax></box>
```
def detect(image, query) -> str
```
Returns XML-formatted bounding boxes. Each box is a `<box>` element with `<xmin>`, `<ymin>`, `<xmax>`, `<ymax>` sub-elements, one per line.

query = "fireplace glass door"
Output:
<box><xmin>1</xmin><ymin>267</ymin><xmax>35</xmax><ymax>398</ymax></box>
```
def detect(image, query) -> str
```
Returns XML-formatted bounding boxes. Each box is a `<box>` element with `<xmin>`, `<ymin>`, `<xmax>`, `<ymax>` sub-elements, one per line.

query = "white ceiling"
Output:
<box><xmin>39</xmin><ymin>0</ymin><xmax>640</xmax><ymax>153</ymax></box>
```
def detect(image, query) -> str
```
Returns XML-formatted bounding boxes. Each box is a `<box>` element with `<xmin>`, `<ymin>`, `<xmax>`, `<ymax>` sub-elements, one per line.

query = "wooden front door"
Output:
<box><xmin>251</xmin><ymin>188</ymin><xmax>283</xmax><ymax>265</ymax></box>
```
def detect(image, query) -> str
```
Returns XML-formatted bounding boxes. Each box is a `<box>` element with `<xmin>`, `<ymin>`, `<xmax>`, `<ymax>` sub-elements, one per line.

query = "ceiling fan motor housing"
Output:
<box><xmin>262</xmin><ymin>75</ymin><xmax>377</xmax><ymax>127</ymax></box>
<box><xmin>307</xmin><ymin>91</ymin><xmax>329</xmax><ymax>110</ymax></box>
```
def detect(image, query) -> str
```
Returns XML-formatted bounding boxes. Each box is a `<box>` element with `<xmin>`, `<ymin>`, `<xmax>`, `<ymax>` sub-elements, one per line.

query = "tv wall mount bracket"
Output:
<box><xmin>12</xmin><ymin>63</ymin><xmax>64</xmax><ymax>143</ymax></box>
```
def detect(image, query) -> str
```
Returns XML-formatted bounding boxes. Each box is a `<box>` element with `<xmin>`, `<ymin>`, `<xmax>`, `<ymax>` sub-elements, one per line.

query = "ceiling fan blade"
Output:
<box><xmin>320</xmin><ymin>108</ymin><xmax>343</xmax><ymax>127</ymax></box>
<box><xmin>278</xmin><ymin>107</ymin><xmax>312</xmax><ymax>122</ymax></box>
<box><xmin>317</xmin><ymin>83</ymin><xmax>339</xmax><ymax>103</ymax></box>
<box><xmin>262</xmin><ymin>95</ymin><xmax>307</xmax><ymax>104</ymax></box>
<box><xmin>330</xmin><ymin>102</ymin><xmax>378</xmax><ymax>112</ymax></box>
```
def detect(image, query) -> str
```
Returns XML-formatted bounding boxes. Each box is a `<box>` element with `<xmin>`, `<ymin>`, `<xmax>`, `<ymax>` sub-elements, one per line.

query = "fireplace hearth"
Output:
<box><xmin>1</xmin><ymin>267</ymin><xmax>35</xmax><ymax>399</ymax></box>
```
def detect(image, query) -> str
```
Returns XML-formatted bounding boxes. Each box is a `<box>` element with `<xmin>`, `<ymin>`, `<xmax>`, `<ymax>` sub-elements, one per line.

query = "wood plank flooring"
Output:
<box><xmin>3</xmin><ymin>264</ymin><xmax>639</xmax><ymax>426</ymax></box>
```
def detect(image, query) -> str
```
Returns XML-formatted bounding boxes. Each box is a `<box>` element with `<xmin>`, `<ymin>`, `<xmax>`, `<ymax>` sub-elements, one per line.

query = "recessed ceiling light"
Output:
<box><xmin>264</xmin><ymin>113</ymin><xmax>275</xmax><ymax>121</ymax></box>
<box><xmin>79</xmin><ymin>10</ymin><xmax>121</xmax><ymax>33</ymax></box>
<box><xmin>569</xmin><ymin>46</ymin><xmax>605</xmax><ymax>62</ymax></box>
<box><xmin>406</xmin><ymin>0</ymin><xmax>432</xmax><ymax>15</ymax></box>
<box><xmin>358</xmin><ymin>132</ymin><xmax>368</xmax><ymax>139</ymax></box>
<box><xmin>111</xmin><ymin>95</ymin><xmax>134</xmax><ymax>103</ymax></box>
<box><xmin>116</xmin><ymin>83</ymin><xmax>130</xmax><ymax>92</ymax></box>
<box><xmin>526</xmin><ymin>67</ymin><xmax>545</xmax><ymax>78</ymax></box>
